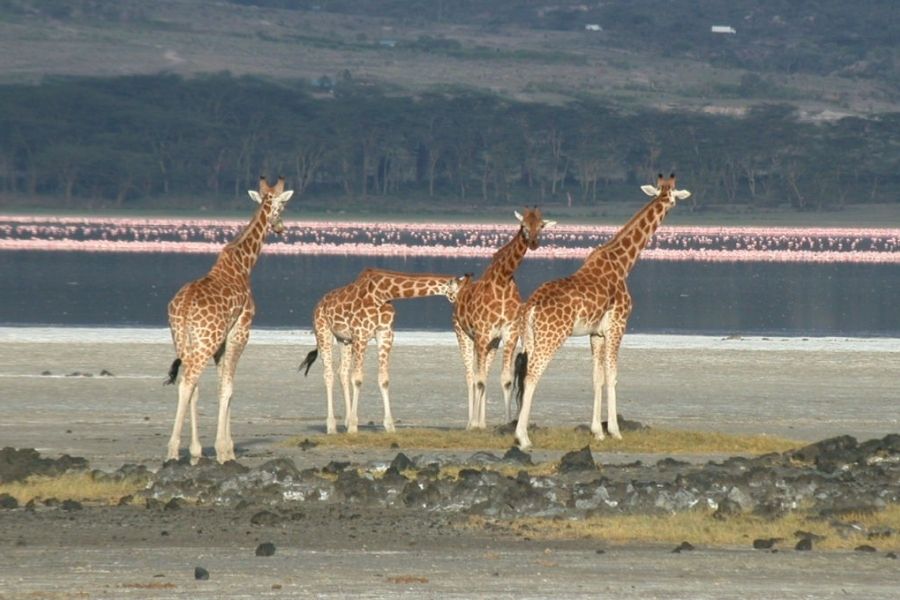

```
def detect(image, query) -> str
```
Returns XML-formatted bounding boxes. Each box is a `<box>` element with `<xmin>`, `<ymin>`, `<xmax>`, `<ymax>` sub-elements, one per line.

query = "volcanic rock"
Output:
<box><xmin>255</xmin><ymin>542</ymin><xmax>276</xmax><ymax>557</ymax></box>
<box><xmin>558</xmin><ymin>446</ymin><xmax>597</xmax><ymax>474</ymax></box>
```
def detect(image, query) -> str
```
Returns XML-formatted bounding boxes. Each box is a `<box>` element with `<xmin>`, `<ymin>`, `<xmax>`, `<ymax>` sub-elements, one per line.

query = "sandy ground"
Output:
<box><xmin>1</xmin><ymin>331</ymin><xmax>899</xmax><ymax>598</ymax></box>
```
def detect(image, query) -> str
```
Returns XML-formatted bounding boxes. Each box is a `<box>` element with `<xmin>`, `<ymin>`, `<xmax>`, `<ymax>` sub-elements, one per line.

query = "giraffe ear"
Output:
<box><xmin>674</xmin><ymin>189</ymin><xmax>692</xmax><ymax>200</ymax></box>
<box><xmin>514</xmin><ymin>210</ymin><xmax>524</xmax><ymax>223</ymax></box>
<box><xmin>641</xmin><ymin>185</ymin><xmax>659</xmax><ymax>197</ymax></box>
<box><xmin>275</xmin><ymin>190</ymin><xmax>294</xmax><ymax>204</ymax></box>
<box><xmin>248</xmin><ymin>190</ymin><xmax>263</xmax><ymax>204</ymax></box>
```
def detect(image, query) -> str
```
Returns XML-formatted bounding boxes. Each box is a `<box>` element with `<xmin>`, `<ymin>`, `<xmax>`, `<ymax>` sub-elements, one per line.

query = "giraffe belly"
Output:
<box><xmin>571</xmin><ymin>311</ymin><xmax>611</xmax><ymax>337</ymax></box>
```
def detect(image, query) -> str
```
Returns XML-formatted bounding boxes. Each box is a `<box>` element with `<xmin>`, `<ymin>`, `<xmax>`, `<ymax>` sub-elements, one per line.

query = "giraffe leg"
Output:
<box><xmin>167</xmin><ymin>358</ymin><xmax>203</xmax><ymax>462</ymax></box>
<box><xmin>454</xmin><ymin>324</ymin><xmax>477</xmax><ymax>430</ymax></box>
<box><xmin>347</xmin><ymin>337</ymin><xmax>369</xmax><ymax>434</ymax></box>
<box><xmin>188</xmin><ymin>384</ymin><xmax>201</xmax><ymax>463</ymax></box>
<box><xmin>476</xmin><ymin>341</ymin><xmax>499</xmax><ymax>429</ymax></box>
<box><xmin>499</xmin><ymin>326</ymin><xmax>519</xmax><ymax>423</ymax></box>
<box><xmin>375</xmin><ymin>305</ymin><xmax>396</xmax><ymax>432</ymax></box>
<box><xmin>589</xmin><ymin>334</ymin><xmax>607</xmax><ymax>440</ymax></box>
<box><xmin>317</xmin><ymin>333</ymin><xmax>337</xmax><ymax>434</ymax></box>
<box><xmin>603</xmin><ymin>327</ymin><xmax>625</xmax><ymax>440</ymax></box>
<box><xmin>514</xmin><ymin>325</ymin><xmax>565</xmax><ymax>450</ymax></box>
<box><xmin>338</xmin><ymin>342</ymin><xmax>352</xmax><ymax>431</ymax></box>
<box><xmin>215</xmin><ymin>322</ymin><xmax>250</xmax><ymax>463</ymax></box>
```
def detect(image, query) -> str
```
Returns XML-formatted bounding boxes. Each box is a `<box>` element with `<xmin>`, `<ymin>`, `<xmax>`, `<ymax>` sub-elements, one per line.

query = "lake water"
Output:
<box><xmin>2</xmin><ymin>250</ymin><xmax>899</xmax><ymax>336</ymax></box>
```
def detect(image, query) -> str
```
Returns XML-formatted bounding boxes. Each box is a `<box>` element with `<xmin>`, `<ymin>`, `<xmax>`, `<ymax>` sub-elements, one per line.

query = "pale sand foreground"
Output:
<box><xmin>0</xmin><ymin>329</ymin><xmax>897</xmax><ymax>468</ymax></box>
<box><xmin>1</xmin><ymin>330</ymin><xmax>899</xmax><ymax>599</ymax></box>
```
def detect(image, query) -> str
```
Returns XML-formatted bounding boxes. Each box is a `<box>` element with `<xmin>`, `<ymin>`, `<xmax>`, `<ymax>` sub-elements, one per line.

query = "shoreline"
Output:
<box><xmin>2</xmin><ymin>326</ymin><xmax>899</xmax><ymax>352</ymax></box>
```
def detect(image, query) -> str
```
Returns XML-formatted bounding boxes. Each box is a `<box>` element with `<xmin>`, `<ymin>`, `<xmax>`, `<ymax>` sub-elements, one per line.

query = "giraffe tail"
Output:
<box><xmin>164</xmin><ymin>358</ymin><xmax>181</xmax><ymax>385</ymax></box>
<box><xmin>298</xmin><ymin>349</ymin><xmax>318</xmax><ymax>376</ymax></box>
<box><xmin>513</xmin><ymin>352</ymin><xmax>527</xmax><ymax>412</ymax></box>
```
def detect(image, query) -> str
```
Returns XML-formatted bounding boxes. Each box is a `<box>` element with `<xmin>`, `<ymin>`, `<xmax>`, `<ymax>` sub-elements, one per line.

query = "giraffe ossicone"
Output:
<box><xmin>513</xmin><ymin>175</ymin><xmax>691</xmax><ymax>450</ymax></box>
<box><xmin>301</xmin><ymin>269</ymin><xmax>470</xmax><ymax>435</ymax></box>
<box><xmin>165</xmin><ymin>175</ymin><xmax>293</xmax><ymax>464</ymax></box>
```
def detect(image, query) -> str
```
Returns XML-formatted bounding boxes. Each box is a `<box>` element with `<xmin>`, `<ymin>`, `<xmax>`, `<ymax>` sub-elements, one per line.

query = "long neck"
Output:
<box><xmin>211</xmin><ymin>202</ymin><xmax>270</xmax><ymax>279</ymax></box>
<box><xmin>481</xmin><ymin>229</ymin><xmax>528</xmax><ymax>283</ymax></box>
<box><xmin>362</xmin><ymin>270</ymin><xmax>452</xmax><ymax>303</ymax></box>
<box><xmin>587</xmin><ymin>194</ymin><xmax>669</xmax><ymax>275</ymax></box>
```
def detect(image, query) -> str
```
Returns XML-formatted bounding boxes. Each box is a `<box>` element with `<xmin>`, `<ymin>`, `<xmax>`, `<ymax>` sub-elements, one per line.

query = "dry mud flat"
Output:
<box><xmin>1</xmin><ymin>333</ymin><xmax>900</xmax><ymax>597</ymax></box>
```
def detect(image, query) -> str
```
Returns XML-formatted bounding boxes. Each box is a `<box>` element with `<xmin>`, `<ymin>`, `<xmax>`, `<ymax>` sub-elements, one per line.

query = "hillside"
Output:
<box><xmin>0</xmin><ymin>1</ymin><xmax>897</xmax><ymax>216</ymax></box>
<box><xmin>2</xmin><ymin>0</ymin><xmax>897</xmax><ymax>117</ymax></box>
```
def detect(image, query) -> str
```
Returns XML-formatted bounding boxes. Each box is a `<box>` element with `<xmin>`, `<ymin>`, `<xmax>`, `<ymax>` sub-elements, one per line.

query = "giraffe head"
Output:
<box><xmin>513</xmin><ymin>207</ymin><xmax>556</xmax><ymax>250</ymax></box>
<box><xmin>442</xmin><ymin>273</ymin><xmax>473</xmax><ymax>304</ymax></box>
<box><xmin>248</xmin><ymin>176</ymin><xmax>294</xmax><ymax>234</ymax></box>
<box><xmin>640</xmin><ymin>173</ymin><xmax>691</xmax><ymax>207</ymax></box>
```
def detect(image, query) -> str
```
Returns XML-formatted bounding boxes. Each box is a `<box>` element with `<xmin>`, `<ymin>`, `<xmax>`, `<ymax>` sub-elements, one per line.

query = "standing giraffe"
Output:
<box><xmin>453</xmin><ymin>208</ymin><xmax>555</xmax><ymax>429</ymax></box>
<box><xmin>299</xmin><ymin>269</ymin><xmax>470</xmax><ymax>434</ymax></box>
<box><xmin>513</xmin><ymin>174</ymin><xmax>691</xmax><ymax>450</ymax></box>
<box><xmin>165</xmin><ymin>176</ymin><xmax>293</xmax><ymax>463</ymax></box>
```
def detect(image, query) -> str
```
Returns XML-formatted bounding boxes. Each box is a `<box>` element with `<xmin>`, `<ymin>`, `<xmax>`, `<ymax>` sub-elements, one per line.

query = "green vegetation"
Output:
<box><xmin>0</xmin><ymin>1</ymin><xmax>897</xmax><ymax>217</ymax></box>
<box><xmin>286</xmin><ymin>427</ymin><xmax>801</xmax><ymax>455</ymax></box>
<box><xmin>0</xmin><ymin>74</ymin><xmax>897</xmax><ymax>213</ymax></box>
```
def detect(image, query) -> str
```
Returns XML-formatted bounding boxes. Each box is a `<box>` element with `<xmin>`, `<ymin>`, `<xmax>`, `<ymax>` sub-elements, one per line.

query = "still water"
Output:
<box><xmin>2</xmin><ymin>251</ymin><xmax>898</xmax><ymax>336</ymax></box>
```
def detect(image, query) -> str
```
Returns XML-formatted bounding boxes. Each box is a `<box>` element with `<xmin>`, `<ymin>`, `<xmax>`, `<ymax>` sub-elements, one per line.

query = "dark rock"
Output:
<box><xmin>323</xmin><ymin>461</ymin><xmax>350</xmax><ymax>474</ymax></box>
<box><xmin>41</xmin><ymin>371</ymin><xmax>52</xmax><ymax>376</ymax></box>
<box><xmin>389</xmin><ymin>453</ymin><xmax>414</xmax><ymax>472</ymax></box>
<box><xmin>0</xmin><ymin>447</ymin><xmax>88</xmax><ymax>484</ymax></box>
<box><xmin>672</xmin><ymin>541</ymin><xmax>694</xmax><ymax>553</ymax></box>
<box><xmin>60</xmin><ymin>499</ymin><xmax>83</xmax><ymax>511</ymax></box>
<box><xmin>194</xmin><ymin>567</ymin><xmax>209</xmax><ymax>580</ymax></box>
<box><xmin>791</xmin><ymin>435</ymin><xmax>859</xmax><ymax>472</ymax></box>
<box><xmin>753</xmin><ymin>538</ymin><xmax>780</xmax><ymax>549</ymax></box>
<box><xmin>502</xmin><ymin>446</ymin><xmax>533</xmax><ymax>465</ymax></box>
<box><xmin>255</xmin><ymin>542</ymin><xmax>276</xmax><ymax>557</ymax></box>
<box><xmin>855</xmin><ymin>545</ymin><xmax>877</xmax><ymax>553</ymax></box>
<box><xmin>794</xmin><ymin>530</ymin><xmax>827</xmax><ymax>543</ymax></box>
<box><xmin>164</xmin><ymin>498</ymin><xmax>184</xmax><ymax>511</ymax></box>
<box><xmin>795</xmin><ymin>538</ymin><xmax>813</xmax><ymax>551</ymax></box>
<box><xmin>558</xmin><ymin>446</ymin><xmax>596</xmax><ymax>474</ymax></box>
<box><xmin>713</xmin><ymin>498</ymin><xmax>743</xmax><ymax>520</ymax></box>
<box><xmin>250</xmin><ymin>510</ymin><xmax>282</xmax><ymax>526</ymax></box>
<box><xmin>257</xmin><ymin>458</ymin><xmax>301</xmax><ymax>481</ymax></box>
<box><xmin>0</xmin><ymin>493</ymin><xmax>18</xmax><ymax>509</ymax></box>
<box><xmin>99</xmin><ymin>369</ymin><xmax>114</xmax><ymax>376</ymax></box>
<box><xmin>296</xmin><ymin>438</ymin><xmax>318</xmax><ymax>451</ymax></box>
<box><xmin>886</xmin><ymin>552</ymin><xmax>898</xmax><ymax>559</ymax></box>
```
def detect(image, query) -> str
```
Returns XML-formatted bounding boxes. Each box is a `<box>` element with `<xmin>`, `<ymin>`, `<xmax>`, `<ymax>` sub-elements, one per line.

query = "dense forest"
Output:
<box><xmin>0</xmin><ymin>73</ymin><xmax>897</xmax><ymax>211</ymax></box>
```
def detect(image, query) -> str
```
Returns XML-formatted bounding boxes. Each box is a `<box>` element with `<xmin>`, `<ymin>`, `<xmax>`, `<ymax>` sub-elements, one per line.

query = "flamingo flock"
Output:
<box><xmin>0</xmin><ymin>216</ymin><xmax>898</xmax><ymax>264</ymax></box>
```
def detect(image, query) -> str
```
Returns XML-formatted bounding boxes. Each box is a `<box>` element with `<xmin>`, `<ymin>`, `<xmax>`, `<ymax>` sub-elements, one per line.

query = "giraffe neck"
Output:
<box><xmin>481</xmin><ymin>229</ymin><xmax>528</xmax><ymax>284</ymax></box>
<box><xmin>211</xmin><ymin>201</ymin><xmax>270</xmax><ymax>280</ymax></box>
<box><xmin>361</xmin><ymin>269</ymin><xmax>452</xmax><ymax>303</ymax></box>
<box><xmin>587</xmin><ymin>194</ymin><xmax>669</xmax><ymax>275</ymax></box>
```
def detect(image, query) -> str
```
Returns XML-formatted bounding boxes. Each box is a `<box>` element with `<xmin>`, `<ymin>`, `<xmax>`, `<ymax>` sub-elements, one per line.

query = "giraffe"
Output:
<box><xmin>513</xmin><ymin>174</ymin><xmax>691</xmax><ymax>450</ymax></box>
<box><xmin>452</xmin><ymin>208</ymin><xmax>555</xmax><ymax>429</ymax></box>
<box><xmin>164</xmin><ymin>176</ymin><xmax>293</xmax><ymax>464</ymax></box>
<box><xmin>299</xmin><ymin>268</ymin><xmax>470</xmax><ymax>434</ymax></box>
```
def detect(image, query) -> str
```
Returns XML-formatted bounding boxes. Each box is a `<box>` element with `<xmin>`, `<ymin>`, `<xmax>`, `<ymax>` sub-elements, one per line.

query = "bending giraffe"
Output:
<box><xmin>513</xmin><ymin>174</ymin><xmax>691</xmax><ymax>450</ymax></box>
<box><xmin>299</xmin><ymin>269</ymin><xmax>470</xmax><ymax>434</ymax></box>
<box><xmin>165</xmin><ymin>176</ymin><xmax>293</xmax><ymax>463</ymax></box>
<box><xmin>453</xmin><ymin>208</ymin><xmax>555</xmax><ymax>429</ymax></box>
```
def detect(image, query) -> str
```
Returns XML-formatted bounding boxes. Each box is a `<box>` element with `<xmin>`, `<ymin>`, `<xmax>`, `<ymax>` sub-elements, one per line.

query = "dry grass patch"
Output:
<box><xmin>0</xmin><ymin>472</ymin><xmax>148</xmax><ymax>506</ymax></box>
<box><xmin>475</xmin><ymin>505</ymin><xmax>900</xmax><ymax>551</ymax></box>
<box><xmin>286</xmin><ymin>427</ymin><xmax>800</xmax><ymax>455</ymax></box>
